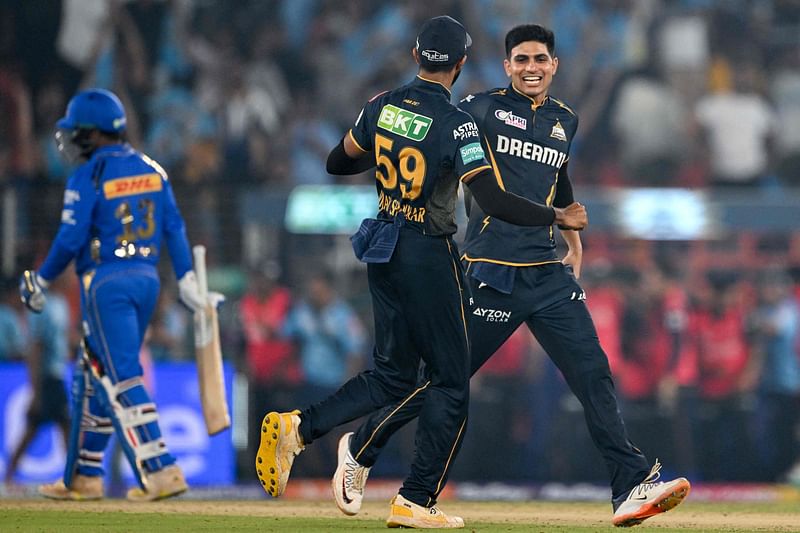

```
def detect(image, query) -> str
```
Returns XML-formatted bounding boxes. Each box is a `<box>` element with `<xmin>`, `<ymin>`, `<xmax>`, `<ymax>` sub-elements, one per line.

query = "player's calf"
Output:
<box><xmin>256</xmin><ymin>410</ymin><xmax>304</xmax><ymax>497</ymax></box>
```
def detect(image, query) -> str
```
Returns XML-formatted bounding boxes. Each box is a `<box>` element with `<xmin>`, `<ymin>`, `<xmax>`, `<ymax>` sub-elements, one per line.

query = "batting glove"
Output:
<box><xmin>178</xmin><ymin>271</ymin><xmax>225</xmax><ymax>312</ymax></box>
<box><xmin>19</xmin><ymin>270</ymin><xmax>49</xmax><ymax>313</ymax></box>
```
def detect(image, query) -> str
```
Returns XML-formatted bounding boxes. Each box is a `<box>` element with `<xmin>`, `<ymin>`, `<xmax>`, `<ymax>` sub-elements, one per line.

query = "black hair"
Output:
<box><xmin>505</xmin><ymin>24</ymin><xmax>555</xmax><ymax>57</ymax></box>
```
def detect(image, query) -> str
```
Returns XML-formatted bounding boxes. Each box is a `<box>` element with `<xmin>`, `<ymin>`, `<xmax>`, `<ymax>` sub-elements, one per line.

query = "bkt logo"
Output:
<box><xmin>473</xmin><ymin>307</ymin><xmax>511</xmax><ymax>322</ymax></box>
<box><xmin>378</xmin><ymin>104</ymin><xmax>433</xmax><ymax>141</ymax></box>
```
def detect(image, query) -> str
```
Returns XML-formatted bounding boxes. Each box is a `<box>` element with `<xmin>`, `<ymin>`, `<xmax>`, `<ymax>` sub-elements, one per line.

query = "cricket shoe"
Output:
<box><xmin>39</xmin><ymin>475</ymin><xmax>103</xmax><ymax>500</ymax></box>
<box><xmin>256</xmin><ymin>410</ymin><xmax>304</xmax><ymax>497</ymax></box>
<box><xmin>127</xmin><ymin>464</ymin><xmax>188</xmax><ymax>501</ymax></box>
<box><xmin>612</xmin><ymin>460</ymin><xmax>690</xmax><ymax>527</ymax></box>
<box><xmin>386</xmin><ymin>494</ymin><xmax>465</xmax><ymax>529</ymax></box>
<box><xmin>332</xmin><ymin>432</ymin><xmax>371</xmax><ymax>515</ymax></box>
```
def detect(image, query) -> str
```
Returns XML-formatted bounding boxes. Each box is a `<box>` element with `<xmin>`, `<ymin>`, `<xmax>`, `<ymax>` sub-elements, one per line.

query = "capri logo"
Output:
<box><xmin>473</xmin><ymin>307</ymin><xmax>511</xmax><ymax>322</ymax></box>
<box><xmin>494</xmin><ymin>109</ymin><xmax>527</xmax><ymax>130</ymax></box>
<box><xmin>378</xmin><ymin>104</ymin><xmax>432</xmax><ymax>141</ymax></box>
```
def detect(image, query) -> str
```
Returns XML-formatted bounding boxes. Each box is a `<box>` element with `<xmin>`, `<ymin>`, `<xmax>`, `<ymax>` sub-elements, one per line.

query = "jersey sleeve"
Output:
<box><xmin>347</xmin><ymin>100</ymin><xmax>374</xmax><ymax>154</ymax></box>
<box><xmin>38</xmin><ymin>166</ymin><xmax>98</xmax><ymax>281</ymax></box>
<box><xmin>161</xmin><ymin>175</ymin><xmax>193</xmax><ymax>279</ymax></box>
<box><xmin>448</xmin><ymin>110</ymin><xmax>492</xmax><ymax>183</ymax></box>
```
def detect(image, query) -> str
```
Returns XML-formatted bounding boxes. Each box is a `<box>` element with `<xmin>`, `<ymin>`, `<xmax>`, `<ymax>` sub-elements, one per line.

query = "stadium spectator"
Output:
<box><xmin>5</xmin><ymin>277</ymin><xmax>72</xmax><ymax>485</ymax></box>
<box><xmin>693</xmin><ymin>57</ymin><xmax>777</xmax><ymax>188</ymax></box>
<box><xmin>747</xmin><ymin>267</ymin><xmax>800</xmax><ymax>481</ymax></box>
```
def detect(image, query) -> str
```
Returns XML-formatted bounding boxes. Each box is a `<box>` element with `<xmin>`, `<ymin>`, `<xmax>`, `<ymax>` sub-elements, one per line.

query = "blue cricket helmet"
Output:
<box><xmin>57</xmin><ymin>88</ymin><xmax>127</xmax><ymax>133</ymax></box>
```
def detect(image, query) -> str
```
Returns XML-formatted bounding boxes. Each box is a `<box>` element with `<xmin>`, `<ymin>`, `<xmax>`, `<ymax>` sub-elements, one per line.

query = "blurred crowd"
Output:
<box><xmin>2</xmin><ymin>0</ymin><xmax>800</xmax><ymax>485</ymax></box>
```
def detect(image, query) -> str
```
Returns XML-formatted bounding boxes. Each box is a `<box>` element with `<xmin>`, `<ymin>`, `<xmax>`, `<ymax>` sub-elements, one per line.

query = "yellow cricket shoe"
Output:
<box><xmin>127</xmin><ymin>464</ymin><xmax>188</xmax><ymax>502</ymax></box>
<box><xmin>386</xmin><ymin>494</ymin><xmax>465</xmax><ymax>529</ymax></box>
<box><xmin>255</xmin><ymin>410</ymin><xmax>304</xmax><ymax>497</ymax></box>
<box><xmin>38</xmin><ymin>475</ymin><xmax>103</xmax><ymax>501</ymax></box>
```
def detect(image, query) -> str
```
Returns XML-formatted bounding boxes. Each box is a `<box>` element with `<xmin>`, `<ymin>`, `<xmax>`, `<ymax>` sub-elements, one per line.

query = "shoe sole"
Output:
<box><xmin>612</xmin><ymin>479</ymin><xmax>691</xmax><ymax>527</ymax></box>
<box><xmin>127</xmin><ymin>485</ymin><xmax>188</xmax><ymax>502</ymax></box>
<box><xmin>386</xmin><ymin>516</ymin><xmax>465</xmax><ymax>529</ymax></box>
<box><xmin>256</xmin><ymin>411</ymin><xmax>288</xmax><ymax>497</ymax></box>
<box><xmin>40</xmin><ymin>491</ymin><xmax>103</xmax><ymax>501</ymax></box>
<box><xmin>332</xmin><ymin>433</ymin><xmax>358</xmax><ymax>516</ymax></box>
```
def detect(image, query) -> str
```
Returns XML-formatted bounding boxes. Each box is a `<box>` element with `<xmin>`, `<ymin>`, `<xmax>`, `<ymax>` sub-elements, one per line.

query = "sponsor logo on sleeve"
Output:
<box><xmin>494</xmin><ymin>109</ymin><xmax>527</xmax><ymax>130</ymax></box>
<box><xmin>452</xmin><ymin>121</ymin><xmax>480</xmax><ymax>140</ymax></box>
<box><xmin>377</xmin><ymin>104</ymin><xmax>433</xmax><ymax>141</ymax></box>
<box><xmin>459</xmin><ymin>142</ymin><xmax>485</xmax><ymax>164</ymax></box>
<box><xmin>61</xmin><ymin>209</ymin><xmax>76</xmax><ymax>225</ymax></box>
<box><xmin>63</xmin><ymin>189</ymin><xmax>80</xmax><ymax>205</ymax></box>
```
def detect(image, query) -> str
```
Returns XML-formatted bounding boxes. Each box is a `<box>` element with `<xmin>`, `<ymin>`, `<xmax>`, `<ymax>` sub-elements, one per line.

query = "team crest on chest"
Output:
<box><xmin>550</xmin><ymin>120</ymin><xmax>567</xmax><ymax>142</ymax></box>
<box><xmin>494</xmin><ymin>109</ymin><xmax>527</xmax><ymax>130</ymax></box>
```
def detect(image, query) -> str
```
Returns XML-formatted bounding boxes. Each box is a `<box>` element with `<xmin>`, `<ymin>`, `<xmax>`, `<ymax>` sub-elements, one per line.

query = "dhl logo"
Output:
<box><xmin>103</xmin><ymin>173</ymin><xmax>162</xmax><ymax>199</ymax></box>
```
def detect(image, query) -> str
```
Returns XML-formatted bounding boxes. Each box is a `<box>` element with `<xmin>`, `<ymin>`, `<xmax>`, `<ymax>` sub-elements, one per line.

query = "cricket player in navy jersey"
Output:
<box><xmin>329</xmin><ymin>25</ymin><xmax>691</xmax><ymax>528</ymax></box>
<box><xmin>256</xmin><ymin>17</ymin><xmax>586</xmax><ymax>529</ymax></box>
<box><xmin>20</xmin><ymin>88</ymin><xmax>222</xmax><ymax>501</ymax></box>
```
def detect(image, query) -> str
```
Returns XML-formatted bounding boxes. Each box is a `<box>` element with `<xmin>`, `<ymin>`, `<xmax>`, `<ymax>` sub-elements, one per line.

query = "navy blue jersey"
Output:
<box><xmin>459</xmin><ymin>85</ymin><xmax>578</xmax><ymax>265</ymax></box>
<box><xmin>349</xmin><ymin>76</ymin><xmax>492</xmax><ymax>236</ymax></box>
<box><xmin>38</xmin><ymin>144</ymin><xmax>192</xmax><ymax>280</ymax></box>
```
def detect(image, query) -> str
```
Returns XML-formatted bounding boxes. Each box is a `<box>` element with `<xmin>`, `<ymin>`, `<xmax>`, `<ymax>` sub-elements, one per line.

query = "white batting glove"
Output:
<box><xmin>178</xmin><ymin>271</ymin><xmax>225</xmax><ymax>312</ymax></box>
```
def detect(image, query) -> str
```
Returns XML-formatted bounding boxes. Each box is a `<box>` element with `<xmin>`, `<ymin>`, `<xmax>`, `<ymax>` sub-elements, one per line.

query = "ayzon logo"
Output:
<box><xmin>473</xmin><ymin>307</ymin><xmax>511</xmax><ymax>322</ymax></box>
<box><xmin>494</xmin><ymin>109</ymin><xmax>527</xmax><ymax>130</ymax></box>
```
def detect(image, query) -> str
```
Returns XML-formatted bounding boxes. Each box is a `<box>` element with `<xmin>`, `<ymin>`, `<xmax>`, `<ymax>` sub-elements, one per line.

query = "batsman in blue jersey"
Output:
<box><xmin>20</xmin><ymin>88</ymin><xmax>221</xmax><ymax>501</ymax></box>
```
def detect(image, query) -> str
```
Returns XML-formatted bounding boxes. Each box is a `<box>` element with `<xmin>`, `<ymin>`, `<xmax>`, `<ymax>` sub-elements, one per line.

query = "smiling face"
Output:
<box><xmin>504</xmin><ymin>40</ymin><xmax>558</xmax><ymax>104</ymax></box>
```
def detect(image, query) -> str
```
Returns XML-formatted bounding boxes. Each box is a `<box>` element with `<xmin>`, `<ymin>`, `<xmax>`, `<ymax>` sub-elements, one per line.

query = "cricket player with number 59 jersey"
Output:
<box><xmin>20</xmin><ymin>88</ymin><xmax>222</xmax><ymax>502</ymax></box>
<box><xmin>332</xmin><ymin>24</ymin><xmax>692</xmax><ymax>529</ymax></box>
<box><xmin>255</xmin><ymin>16</ymin><xmax>586</xmax><ymax>529</ymax></box>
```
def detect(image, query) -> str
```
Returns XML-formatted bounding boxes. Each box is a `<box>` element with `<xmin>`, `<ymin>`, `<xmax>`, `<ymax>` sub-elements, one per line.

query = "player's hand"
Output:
<box><xmin>554</xmin><ymin>202</ymin><xmax>587</xmax><ymax>230</ymax></box>
<box><xmin>19</xmin><ymin>270</ymin><xmax>48</xmax><ymax>313</ymax></box>
<box><xmin>178</xmin><ymin>271</ymin><xmax>225</xmax><ymax>312</ymax></box>
<box><xmin>561</xmin><ymin>249</ymin><xmax>582</xmax><ymax>279</ymax></box>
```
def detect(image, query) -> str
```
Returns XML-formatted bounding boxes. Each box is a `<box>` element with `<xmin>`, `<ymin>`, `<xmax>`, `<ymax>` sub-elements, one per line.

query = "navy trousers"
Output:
<box><xmin>299</xmin><ymin>227</ymin><xmax>471</xmax><ymax>506</ymax></box>
<box><xmin>350</xmin><ymin>262</ymin><xmax>651</xmax><ymax>502</ymax></box>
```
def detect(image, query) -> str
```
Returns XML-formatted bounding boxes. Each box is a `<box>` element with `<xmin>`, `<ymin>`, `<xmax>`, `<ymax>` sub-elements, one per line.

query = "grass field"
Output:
<box><xmin>1</xmin><ymin>499</ymin><xmax>799</xmax><ymax>532</ymax></box>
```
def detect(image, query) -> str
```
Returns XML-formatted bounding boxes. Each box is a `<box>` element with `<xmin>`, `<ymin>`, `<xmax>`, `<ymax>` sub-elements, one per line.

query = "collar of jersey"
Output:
<box><xmin>508</xmin><ymin>83</ymin><xmax>549</xmax><ymax>108</ymax></box>
<box><xmin>93</xmin><ymin>143</ymin><xmax>129</xmax><ymax>155</ymax></box>
<box><xmin>414</xmin><ymin>75</ymin><xmax>451</xmax><ymax>97</ymax></box>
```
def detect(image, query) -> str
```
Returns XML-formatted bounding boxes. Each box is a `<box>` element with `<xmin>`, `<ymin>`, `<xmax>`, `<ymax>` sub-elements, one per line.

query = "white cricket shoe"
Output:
<box><xmin>332</xmin><ymin>432</ymin><xmax>371</xmax><ymax>515</ymax></box>
<box><xmin>612</xmin><ymin>460</ymin><xmax>691</xmax><ymax>527</ymax></box>
<box><xmin>256</xmin><ymin>410</ymin><xmax>304</xmax><ymax>497</ymax></box>
<box><xmin>386</xmin><ymin>494</ymin><xmax>464</xmax><ymax>529</ymax></box>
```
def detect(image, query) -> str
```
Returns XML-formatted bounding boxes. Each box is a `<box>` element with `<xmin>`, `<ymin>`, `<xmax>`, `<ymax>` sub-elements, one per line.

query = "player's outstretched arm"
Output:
<box><xmin>465</xmin><ymin>169</ymin><xmax>587</xmax><ymax>229</ymax></box>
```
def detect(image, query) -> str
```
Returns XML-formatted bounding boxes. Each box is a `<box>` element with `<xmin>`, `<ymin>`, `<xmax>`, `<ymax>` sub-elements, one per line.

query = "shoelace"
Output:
<box><xmin>344</xmin><ymin>458</ymin><xmax>368</xmax><ymax>494</ymax></box>
<box><xmin>629</xmin><ymin>459</ymin><xmax>663</xmax><ymax>499</ymax></box>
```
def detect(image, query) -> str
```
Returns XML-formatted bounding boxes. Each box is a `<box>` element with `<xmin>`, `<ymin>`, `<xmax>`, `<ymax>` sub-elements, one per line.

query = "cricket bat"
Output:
<box><xmin>192</xmin><ymin>245</ymin><xmax>230</xmax><ymax>435</ymax></box>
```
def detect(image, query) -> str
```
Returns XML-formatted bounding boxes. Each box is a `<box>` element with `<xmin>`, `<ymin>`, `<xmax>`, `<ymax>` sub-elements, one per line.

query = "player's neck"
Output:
<box><xmin>417</xmin><ymin>69</ymin><xmax>455</xmax><ymax>91</ymax></box>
